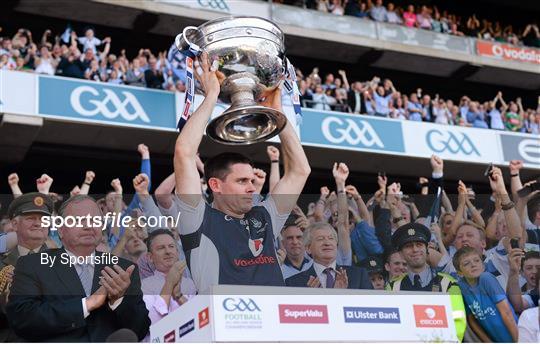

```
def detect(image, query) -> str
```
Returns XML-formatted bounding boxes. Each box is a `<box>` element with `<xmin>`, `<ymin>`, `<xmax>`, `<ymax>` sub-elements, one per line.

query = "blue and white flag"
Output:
<box><xmin>61</xmin><ymin>25</ymin><xmax>72</xmax><ymax>44</ymax></box>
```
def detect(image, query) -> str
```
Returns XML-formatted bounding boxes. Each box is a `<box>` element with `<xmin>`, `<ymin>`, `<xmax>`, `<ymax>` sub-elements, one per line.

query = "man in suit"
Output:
<box><xmin>7</xmin><ymin>195</ymin><xmax>150</xmax><ymax>342</ymax></box>
<box><xmin>285</xmin><ymin>222</ymin><xmax>372</xmax><ymax>289</ymax></box>
<box><xmin>0</xmin><ymin>192</ymin><xmax>54</xmax><ymax>342</ymax></box>
<box><xmin>347</xmin><ymin>81</ymin><xmax>366</xmax><ymax>114</ymax></box>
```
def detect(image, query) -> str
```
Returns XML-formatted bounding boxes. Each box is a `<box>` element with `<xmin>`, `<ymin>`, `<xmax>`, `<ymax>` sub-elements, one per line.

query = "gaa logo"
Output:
<box><xmin>70</xmin><ymin>86</ymin><xmax>150</xmax><ymax>123</ymax></box>
<box><xmin>197</xmin><ymin>0</ymin><xmax>230</xmax><ymax>12</ymax></box>
<box><xmin>223</xmin><ymin>298</ymin><xmax>261</xmax><ymax>312</ymax></box>
<box><xmin>322</xmin><ymin>116</ymin><xmax>384</xmax><ymax>148</ymax></box>
<box><xmin>426</xmin><ymin>129</ymin><xmax>479</xmax><ymax>156</ymax></box>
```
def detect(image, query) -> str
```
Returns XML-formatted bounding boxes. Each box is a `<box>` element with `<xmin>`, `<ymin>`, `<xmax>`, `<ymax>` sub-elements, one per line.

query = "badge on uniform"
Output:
<box><xmin>248</xmin><ymin>238</ymin><xmax>264</xmax><ymax>257</ymax></box>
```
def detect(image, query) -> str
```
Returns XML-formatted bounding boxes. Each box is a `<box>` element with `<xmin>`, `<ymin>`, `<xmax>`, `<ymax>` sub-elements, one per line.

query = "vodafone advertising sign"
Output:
<box><xmin>476</xmin><ymin>40</ymin><xmax>540</xmax><ymax>64</ymax></box>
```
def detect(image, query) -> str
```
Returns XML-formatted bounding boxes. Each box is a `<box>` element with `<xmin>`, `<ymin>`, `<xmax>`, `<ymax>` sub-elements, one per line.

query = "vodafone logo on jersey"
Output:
<box><xmin>413</xmin><ymin>305</ymin><xmax>448</xmax><ymax>328</ymax></box>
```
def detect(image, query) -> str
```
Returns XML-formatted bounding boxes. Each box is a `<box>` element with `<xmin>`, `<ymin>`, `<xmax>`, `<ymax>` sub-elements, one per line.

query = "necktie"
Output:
<box><xmin>413</xmin><ymin>274</ymin><xmax>422</xmax><ymax>289</ymax></box>
<box><xmin>27</xmin><ymin>250</ymin><xmax>36</xmax><ymax>255</ymax></box>
<box><xmin>324</xmin><ymin>268</ymin><xmax>335</xmax><ymax>288</ymax></box>
<box><xmin>78</xmin><ymin>264</ymin><xmax>93</xmax><ymax>297</ymax></box>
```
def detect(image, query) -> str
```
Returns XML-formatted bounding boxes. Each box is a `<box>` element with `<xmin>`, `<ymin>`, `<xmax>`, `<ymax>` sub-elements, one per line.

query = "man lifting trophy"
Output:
<box><xmin>173</xmin><ymin>17</ymin><xmax>311</xmax><ymax>292</ymax></box>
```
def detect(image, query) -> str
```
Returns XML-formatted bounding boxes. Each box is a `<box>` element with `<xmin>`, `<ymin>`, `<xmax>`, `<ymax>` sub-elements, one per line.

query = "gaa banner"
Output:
<box><xmin>476</xmin><ymin>40</ymin><xmax>540</xmax><ymax>65</ymax></box>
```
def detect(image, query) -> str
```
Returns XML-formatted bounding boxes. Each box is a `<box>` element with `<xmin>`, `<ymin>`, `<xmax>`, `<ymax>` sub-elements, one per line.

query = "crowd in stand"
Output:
<box><xmin>0</xmin><ymin>27</ymin><xmax>187</xmax><ymax>92</ymax></box>
<box><xmin>297</xmin><ymin>68</ymin><xmax>540</xmax><ymax>134</ymax></box>
<box><xmin>1</xmin><ymin>25</ymin><xmax>539</xmax><ymax>135</ymax></box>
<box><xmin>277</xmin><ymin>0</ymin><xmax>540</xmax><ymax>48</ymax></box>
<box><xmin>0</xmin><ymin>140</ymin><xmax>539</xmax><ymax>341</ymax></box>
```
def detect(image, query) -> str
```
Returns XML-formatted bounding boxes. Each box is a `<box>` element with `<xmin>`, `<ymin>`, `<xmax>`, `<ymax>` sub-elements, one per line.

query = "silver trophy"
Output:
<box><xmin>176</xmin><ymin>16</ymin><xmax>288</xmax><ymax>145</ymax></box>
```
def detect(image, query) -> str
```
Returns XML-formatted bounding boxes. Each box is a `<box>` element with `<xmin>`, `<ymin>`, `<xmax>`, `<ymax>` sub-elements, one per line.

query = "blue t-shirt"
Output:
<box><xmin>458</xmin><ymin>272</ymin><xmax>518</xmax><ymax>342</ymax></box>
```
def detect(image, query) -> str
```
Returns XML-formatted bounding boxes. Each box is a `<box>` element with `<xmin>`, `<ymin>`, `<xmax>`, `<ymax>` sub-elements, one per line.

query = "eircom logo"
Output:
<box><xmin>413</xmin><ymin>305</ymin><xmax>448</xmax><ymax>328</ymax></box>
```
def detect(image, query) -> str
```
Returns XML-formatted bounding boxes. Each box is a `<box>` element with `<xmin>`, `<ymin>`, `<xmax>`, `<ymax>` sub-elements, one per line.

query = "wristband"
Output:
<box><xmin>271</xmin><ymin>160</ymin><xmax>279</xmax><ymax>163</ymax></box>
<box><xmin>337</xmin><ymin>190</ymin><xmax>345</xmax><ymax>194</ymax></box>
<box><xmin>393</xmin><ymin>216</ymin><xmax>404</xmax><ymax>224</ymax></box>
<box><xmin>83</xmin><ymin>182</ymin><xmax>91</xmax><ymax>186</ymax></box>
<box><xmin>501</xmin><ymin>201</ymin><xmax>515</xmax><ymax>211</ymax></box>
<box><xmin>510</xmin><ymin>173</ymin><xmax>519</xmax><ymax>177</ymax></box>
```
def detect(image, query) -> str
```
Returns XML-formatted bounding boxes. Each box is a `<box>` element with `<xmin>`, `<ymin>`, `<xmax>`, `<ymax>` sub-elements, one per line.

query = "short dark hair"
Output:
<box><xmin>281</xmin><ymin>213</ymin><xmax>299</xmax><ymax>233</ymax></box>
<box><xmin>522</xmin><ymin>251</ymin><xmax>540</xmax><ymax>269</ymax></box>
<box><xmin>453</xmin><ymin>246</ymin><xmax>480</xmax><ymax>272</ymax></box>
<box><xmin>146</xmin><ymin>228</ymin><xmax>175</xmax><ymax>252</ymax></box>
<box><xmin>204</xmin><ymin>152</ymin><xmax>253</xmax><ymax>184</ymax></box>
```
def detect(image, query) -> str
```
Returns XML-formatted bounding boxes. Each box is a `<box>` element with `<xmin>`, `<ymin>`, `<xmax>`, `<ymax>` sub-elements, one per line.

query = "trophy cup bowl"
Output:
<box><xmin>176</xmin><ymin>16</ymin><xmax>288</xmax><ymax>145</ymax></box>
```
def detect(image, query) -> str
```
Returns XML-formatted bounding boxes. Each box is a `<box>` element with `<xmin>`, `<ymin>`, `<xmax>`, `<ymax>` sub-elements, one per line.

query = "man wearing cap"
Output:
<box><xmin>0</xmin><ymin>192</ymin><xmax>54</xmax><ymax>341</ymax></box>
<box><xmin>386</xmin><ymin>222</ymin><xmax>467</xmax><ymax>342</ymax></box>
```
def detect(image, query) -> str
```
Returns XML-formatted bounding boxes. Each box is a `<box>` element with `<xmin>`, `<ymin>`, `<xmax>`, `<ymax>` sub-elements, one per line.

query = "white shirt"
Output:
<box><xmin>488</xmin><ymin>109</ymin><xmax>505</xmax><ymax>130</ymax></box>
<box><xmin>313</xmin><ymin>261</ymin><xmax>337</xmax><ymax>288</ymax></box>
<box><xmin>35</xmin><ymin>58</ymin><xmax>55</xmax><ymax>75</ymax></box>
<box><xmin>518</xmin><ymin>307</ymin><xmax>539</xmax><ymax>342</ymax></box>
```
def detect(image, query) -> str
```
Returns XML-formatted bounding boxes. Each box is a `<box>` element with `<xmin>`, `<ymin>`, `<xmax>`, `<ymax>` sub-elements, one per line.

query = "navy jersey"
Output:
<box><xmin>176</xmin><ymin>196</ymin><xmax>288</xmax><ymax>293</ymax></box>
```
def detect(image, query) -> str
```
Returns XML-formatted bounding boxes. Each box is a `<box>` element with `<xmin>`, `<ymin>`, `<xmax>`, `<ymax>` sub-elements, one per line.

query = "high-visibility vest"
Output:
<box><xmin>386</xmin><ymin>272</ymin><xmax>467</xmax><ymax>342</ymax></box>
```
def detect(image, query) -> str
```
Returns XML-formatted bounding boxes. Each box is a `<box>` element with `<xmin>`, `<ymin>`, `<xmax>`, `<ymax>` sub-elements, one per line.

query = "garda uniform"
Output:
<box><xmin>0</xmin><ymin>193</ymin><xmax>53</xmax><ymax>342</ymax></box>
<box><xmin>386</xmin><ymin>223</ymin><xmax>467</xmax><ymax>342</ymax></box>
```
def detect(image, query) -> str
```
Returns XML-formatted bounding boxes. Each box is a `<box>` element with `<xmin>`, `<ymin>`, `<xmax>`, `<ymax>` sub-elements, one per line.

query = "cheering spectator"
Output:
<box><xmin>416</xmin><ymin>6</ymin><xmax>432</xmax><ymax>30</ymax></box>
<box><xmin>518</xmin><ymin>272</ymin><xmax>540</xmax><ymax>342</ymax></box>
<box><xmin>280</xmin><ymin>214</ymin><xmax>313</xmax><ymax>279</ymax></box>
<box><xmin>522</xmin><ymin>24</ymin><xmax>540</xmax><ymax>48</ymax></box>
<box><xmin>328</xmin><ymin>0</ymin><xmax>344</xmax><ymax>15</ymax></box>
<box><xmin>371</xmin><ymin>79</ymin><xmax>396</xmax><ymax>117</ymax></box>
<box><xmin>312</xmin><ymin>85</ymin><xmax>336</xmax><ymax>110</ymax></box>
<box><xmin>344</xmin><ymin>0</ymin><xmax>368</xmax><ymax>18</ymax></box>
<box><xmin>385</xmin><ymin>3</ymin><xmax>402</xmax><ymax>24</ymax></box>
<box><xmin>74</xmin><ymin>27</ymin><xmax>109</xmax><ymax>55</ymax></box>
<box><xmin>6</xmin><ymin>195</ymin><xmax>151</xmax><ymax>341</ymax></box>
<box><xmin>384</xmin><ymin>250</ymin><xmax>408</xmax><ymax>280</ymax></box>
<box><xmin>285</xmin><ymin>222</ymin><xmax>372</xmax><ymax>289</ymax></box>
<box><xmin>369</xmin><ymin>0</ymin><xmax>387</xmax><ymax>22</ymax></box>
<box><xmin>141</xmin><ymin>230</ymin><xmax>196</xmax><ymax>330</ymax></box>
<box><xmin>402</xmin><ymin>5</ymin><xmax>417</xmax><ymax>27</ymax></box>
<box><xmin>144</xmin><ymin>57</ymin><xmax>165</xmax><ymax>89</ymax></box>
<box><xmin>453</xmin><ymin>247</ymin><xmax>518</xmax><ymax>342</ymax></box>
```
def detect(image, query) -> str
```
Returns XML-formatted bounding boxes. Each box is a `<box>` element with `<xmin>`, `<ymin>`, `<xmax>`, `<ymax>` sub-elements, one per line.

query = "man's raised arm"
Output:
<box><xmin>268</xmin><ymin>89</ymin><xmax>311</xmax><ymax>214</ymax></box>
<box><xmin>174</xmin><ymin>53</ymin><xmax>221</xmax><ymax>206</ymax></box>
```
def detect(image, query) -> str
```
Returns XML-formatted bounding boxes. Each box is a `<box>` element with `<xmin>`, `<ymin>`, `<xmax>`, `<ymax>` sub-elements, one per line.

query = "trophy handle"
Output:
<box><xmin>175</xmin><ymin>26</ymin><xmax>200</xmax><ymax>53</ymax></box>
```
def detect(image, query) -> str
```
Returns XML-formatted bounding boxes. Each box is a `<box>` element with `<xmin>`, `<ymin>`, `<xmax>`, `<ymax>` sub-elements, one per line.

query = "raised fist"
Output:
<box><xmin>509</xmin><ymin>160</ymin><xmax>523</xmax><ymax>175</ymax></box>
<box><xmin>84</xmin><ymin>171</ymin><xmax>95</xmax><ymax>184</ymax></box>
<box><xmin>430</xmin><ymin>155</ymin><xmax>444</xmax><ymax>174</ymax></box>
<box><xmin>332</xmin><ymin>162</ymin><xmax>349</xmax><ymax>184</ymax></box>
<box><xmin>36</xmin><ymin>174</ymin><xmax>53</xmax><ymax>194</ymax></box>
<box><xmin>137</xmin><ymin>144</ymin><xmax>150</xmax><ymax>159</ymax></box>
<box><xmin>253</xmin><ymin>168</ymin><xmax>267</xmax><ymax>190</ymax></box>
<box><xmin>320</xmin><ymin>186</ymin><xmax>330</xmax><ymax>199</ymax></box>
<box><xmin>133</xmin><ymin>173</ymin><xmax>149</xmax><ymax>196</ymax></box>
<box><xmin>111</xmin><ymin>178</ymin><xmax>122</xmax><ymax>194</ymax></box>
<box><xmin>7</xmin><ymin>173</ymin><xmax>19</xmax><ymax>186</ymax></box>
<box><xmin>267</xmin><ymin>145</ymin><xmax>280</xmax><ymax>161</ymax></box>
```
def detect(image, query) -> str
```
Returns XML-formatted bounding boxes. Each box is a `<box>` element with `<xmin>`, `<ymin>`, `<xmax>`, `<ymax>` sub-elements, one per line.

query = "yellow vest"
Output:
<box><xmin>386</xmin><ymin>272</ymin><xmax>467</xmax><ymax>342</ymax></box>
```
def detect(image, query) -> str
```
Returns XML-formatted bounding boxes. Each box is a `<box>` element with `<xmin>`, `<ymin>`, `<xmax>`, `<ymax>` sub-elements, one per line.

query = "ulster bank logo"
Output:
<box><xmin>70</xmin><ymin>85</ymin><xmax>150</xmax><ymax>123</ymax></box>
<box><xmin>322</xmin><ymin>116</ymin><xmax>384</xmax><ymax>148</ymax></box>
<box><xmin>426</xmin><ymin>129</ymin><xmax>479</xmax><ymax>156</ymax></box>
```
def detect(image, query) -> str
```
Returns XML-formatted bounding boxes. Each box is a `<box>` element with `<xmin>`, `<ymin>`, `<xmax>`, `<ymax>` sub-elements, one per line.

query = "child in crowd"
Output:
<box><xmin>453</xmin><ymin>246</ymin><xmax>518</xmax><ymax>342</ymax></box>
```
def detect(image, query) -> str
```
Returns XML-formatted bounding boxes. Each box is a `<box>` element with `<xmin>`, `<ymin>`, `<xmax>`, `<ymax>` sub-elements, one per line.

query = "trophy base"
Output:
<box><xmin>206</xmin><ymin>105</ymin><xmax>287</xmax><ymax>145</ymax></box>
